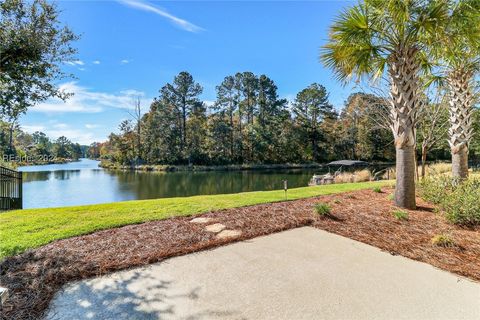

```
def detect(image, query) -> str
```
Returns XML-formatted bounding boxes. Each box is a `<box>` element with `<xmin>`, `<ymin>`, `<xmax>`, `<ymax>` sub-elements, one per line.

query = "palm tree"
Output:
<box><xmin>438</xmin><ymin>0</ymin><xmax>480</xmax><ymax>180</ymax></box>
<box><xmin>321</xmin><ymin>0</ymin><xmax>449</xmax><ymax>209</ymax></box>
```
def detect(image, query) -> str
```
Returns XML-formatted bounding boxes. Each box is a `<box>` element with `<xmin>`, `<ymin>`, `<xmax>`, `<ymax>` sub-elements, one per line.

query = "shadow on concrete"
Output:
<box><xmin>46</xmin><ymin>270</ymin><xmax>241</xmax><ymax>320</ymax></box>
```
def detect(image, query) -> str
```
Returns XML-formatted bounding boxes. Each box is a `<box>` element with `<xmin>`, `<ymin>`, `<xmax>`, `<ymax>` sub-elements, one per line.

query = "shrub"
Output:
<box><xmin>442</xmin><ymin>180</ymin><xmax>480</xmax><ymax>225</ymax></box>
<box><xmin>372</xmin><ymin>186</ymin><xmax>382</xmax><ymax>193</ymax></box>
<box><xmin>419</xmin><ymin>176</ymin><xmax>480</xmax><ymax>225</ymax></box>
<box><xmin>385</xmin><ymin>163</ymin><xmax>451</xmax><ymax>180</ymax></box>
<box><xmin>392</xmin><ymin>209</ymin><xmax>408</xmax><ymax>220</ymax></box>
<box><xmin>314</xmin><ymin>202</ymin><xmax>332</xmax><ymax>216</ymax></box>
<box><xmin>418</xmin><ymin>175</ymin><xmax>457</xmax><ymax>205</ymax></box>
<box><xmin>426</xmin><ymin>163</ymin><xmax>452</xmax><ymax>175</ymax></box>
<box><xmin>431</xmin><ymin>234</ymin><xmax>455</xmax><ymax>248</ymax></box>
<box><xmin>334</xmin><ymin>169</ymin><xmax>372</xmax><ymax>183</ymax></box>
<box><xmin>334</xmin><ymin>172</ymin><xmax>351</xmax><ymax>183</ymax></box>
<box><xmin>387</xmin><ymin>193</ymin><xmax>394</xmax><ymax>201</ymax></box>
<box><xmin>0</xmin><ymin>158</ymin><xmax>16</xmax><ymax>170</ymax></box>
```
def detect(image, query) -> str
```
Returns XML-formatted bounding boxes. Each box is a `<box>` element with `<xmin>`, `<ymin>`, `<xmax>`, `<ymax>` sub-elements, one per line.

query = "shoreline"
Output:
<box><xmin>99</xmin><ymin>161</ymin><xmax>327</xmax><ymax>172</ymax></box>
<box><xmin>99</xmin><ymin>160</ymin><xmax>397</xmax><ymax>173</ymax></box>
<box><xmin>2</xmin><ymin>158</ymin><xmax>77</xmax><ymax>170</ymax></box>
<box><xmin>16</xmin><ymin>158</ymin><xmax>77</xmax><ymax>168</ymax></box>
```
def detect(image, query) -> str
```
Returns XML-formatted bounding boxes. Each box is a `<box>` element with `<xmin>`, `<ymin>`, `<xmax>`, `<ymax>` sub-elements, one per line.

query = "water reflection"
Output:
<box><xmin>110</xmin><ymin>170</ymin><xmax>318</xmax><ymax>199</ymax></box>
<box><xmin>19</xmin><ymin>159</ymin><xmax>324</xmax><ymax>209</ymax></box>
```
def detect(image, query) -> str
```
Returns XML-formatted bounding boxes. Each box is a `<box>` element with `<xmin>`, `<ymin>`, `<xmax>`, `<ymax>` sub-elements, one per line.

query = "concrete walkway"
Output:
<box><xmin>46</xmin><ymin>227</ymin><xmax>480</xmax><ymax>320</ymax></box>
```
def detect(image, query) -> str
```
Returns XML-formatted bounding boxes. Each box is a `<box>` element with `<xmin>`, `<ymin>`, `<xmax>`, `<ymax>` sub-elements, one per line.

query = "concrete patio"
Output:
<box><xmin>45</xmin><ymin>227</ymin><xmax>480</xmax><ymax>320</ymax></box>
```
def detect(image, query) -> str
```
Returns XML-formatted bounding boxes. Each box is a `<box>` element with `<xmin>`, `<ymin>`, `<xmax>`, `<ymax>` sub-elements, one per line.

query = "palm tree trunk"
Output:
<box><xmin>395</xmin><ymin>145</ymin><xmax>416</xmax><ymax>208</ymax></box>
<box><xmin>452</xmin><ymin>147</ymin><xmax>469</xmax><ymax>179</ymax></box>
<box><xmin>389</xmin><ymin>47</ymin><xmax>420</xmax><ymax>209</ymax></box>
<box><xmin>447</xmin><ymin>69</ymin><xmax>474</xmax><ymax>180</ymax></box>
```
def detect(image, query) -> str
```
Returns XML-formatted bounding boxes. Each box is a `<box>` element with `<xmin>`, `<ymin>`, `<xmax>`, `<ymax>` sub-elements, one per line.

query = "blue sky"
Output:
<box><xmin>22</xmin><ymin>0</ymin><xmax>357</xmax><ymax>145</ymax></box>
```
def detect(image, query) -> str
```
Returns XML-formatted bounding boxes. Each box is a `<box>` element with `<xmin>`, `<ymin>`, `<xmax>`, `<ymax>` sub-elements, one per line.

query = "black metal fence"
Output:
<box><xmin>0</xmin><ymin>166</ymin><xmax>22</xmax><ymax>210</ymax></box>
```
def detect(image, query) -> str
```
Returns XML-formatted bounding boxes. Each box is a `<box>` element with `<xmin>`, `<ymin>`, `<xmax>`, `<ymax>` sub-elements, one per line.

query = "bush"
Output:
<box><xmin>431</xmin><ymin>234</ymin><xmax>455</xmax><ymax>248</ymax></box>
<box><xmin>384</xmin><ymin>163</ymin><xmax>451</xmax><ymax>180</ymax></box>
<box><xmin>334</xmin><ymin>169</ymin><xmax>371</xmax><ymax>183</ymax></box>
<box><xmin>418</xmin><ymin>175</ymin><xmax>456</xmax><ymax>205</ymax></box>
<box><xmin>314</xmin><ymin>202</ymin><xmax>332</xmax><ymax>216</ymax></box>
<box><xmin>442</xmin><ymin>180</ymin><xmax>480</xmax><ymax>225</ymax></box>
<box><xmin>372</xmin><ymin>186</ymin><xmax>382</xmax><ymax>193</ymax></box>
<box><xmin>0</xmin><ymin>157</ymin><xmax>16</xmax><ymax>169</ymax></box>
<box><xmin>419</xmin><ymin>176</ymin><xmax>480</xmax><ymax>225</ymax></box>
<box><xmin>426</xmin><ymin>163</ymin><xmax>451</xmax><ymax>175</ymax></box>
<box><xmin>392</xmin><ymin>209</ymin><xmax>408</xmax><ymax>220</ymax></box>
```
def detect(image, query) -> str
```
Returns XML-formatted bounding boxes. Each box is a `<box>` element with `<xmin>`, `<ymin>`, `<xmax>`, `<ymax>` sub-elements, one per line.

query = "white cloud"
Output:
<box><xmin>53</xmin><ymin>123</ymin><xmax>69</xmax><ymax>129</ymax></box>
<box><xmin>65</xmin><ymin>60</ymin><xmax>84</xmax><ymax>66</ymax></box>
<box><xmin>204</xmin><ymin>100</ymin><xmax>215</xmax><ymax>107</ymax></box>
<box><xmin>21</xmin><ymin>125</ymin><xmax>46</xmax><ymax>133</ymax></box>
<box><xmin>78</xmin><ymin>67</ymin><xmax>86</xmax><ymax>71</ymax></box>
<box><xmin>22</xmin><ymin>123</ymin><xmax>103</xmax><ymax>145</ymax></box>
<box><xmin>31</xmin><ymin>82</ymin><xmax>150</xmax><ymax>114</ymax></box>
<box><xmin>47</xmin><ymin>129</ymin><xmax>97</xmax><ymax>145</ymax></box>
<box><xmin>85</xmin><ymin>124</ymin><xmax>100</xmax><ymax>129</ymax></box>
<box><xmin>93</xmin><ymin>60</ymin><xmax>101</xmax><ymax>65</ymax></box>
<box><xmin>118</xmin><ymin>0</ymin><xmax>204</xmax><ymax>33</ymax></box>
<box><xmin>121</xmin><ymin>59</ymin><xmax>130</xmax><ymax>64</ymax></box>
<box><xmin>284</xmin><ymin>94</ymin><xmax>295</xmax><ymax>110</ymax></box>
<box><xmin>120</xmin><ymin>89</ymin><xmax>144</xmax><ymax>96</ymax></box>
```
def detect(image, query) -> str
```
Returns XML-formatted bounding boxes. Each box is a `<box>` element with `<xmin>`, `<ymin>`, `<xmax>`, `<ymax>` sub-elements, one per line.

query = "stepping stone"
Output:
<box><xmin>190</xmin><ymin>217</ymin><xmax>213</xmax><ymax>224</ymax></box>
<box><xmin>205</xmin><ymin>223</ymin><xmax>226</xmax><ymax>233</ymax></box>
<box><xmin>216</xmin><ymin>229</ymin><xmax>242</xmax><ymax>239</ymax></box>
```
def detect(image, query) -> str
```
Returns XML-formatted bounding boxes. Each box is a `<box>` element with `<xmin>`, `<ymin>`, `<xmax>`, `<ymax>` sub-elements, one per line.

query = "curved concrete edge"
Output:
<box><xmin>45</xmin><ymin>227</ymin><xmax>480</xmax><ymax>320</ymax></box>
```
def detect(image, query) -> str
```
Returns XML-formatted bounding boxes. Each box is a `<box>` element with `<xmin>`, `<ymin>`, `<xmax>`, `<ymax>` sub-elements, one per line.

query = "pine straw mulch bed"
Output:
<box><xmin>1</xmin><ymin>187</ymin><xmax>480</xmax><ymax>320</ymax></box>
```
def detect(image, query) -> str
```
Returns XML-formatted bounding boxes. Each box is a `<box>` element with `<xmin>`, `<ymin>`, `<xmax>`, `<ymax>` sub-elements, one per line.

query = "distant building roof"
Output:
<box><xmin>327</xmin><ymin>160</ymin><xmax>369</xmax><ymax>167</ymax></box>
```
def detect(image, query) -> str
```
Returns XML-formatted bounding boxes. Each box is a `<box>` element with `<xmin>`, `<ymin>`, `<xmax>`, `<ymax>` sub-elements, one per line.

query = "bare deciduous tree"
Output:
<box><xmin>128</xmin><ymin>96</ymin><xmax>143</xmax><ymax>164</ymax></box>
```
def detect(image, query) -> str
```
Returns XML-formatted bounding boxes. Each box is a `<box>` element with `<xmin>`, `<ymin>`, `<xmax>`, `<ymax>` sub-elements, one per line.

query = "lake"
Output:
<box><xmin>19</xmin><ymin>159</ymin><xmax>324</xmax><ymax>209</ymax></box>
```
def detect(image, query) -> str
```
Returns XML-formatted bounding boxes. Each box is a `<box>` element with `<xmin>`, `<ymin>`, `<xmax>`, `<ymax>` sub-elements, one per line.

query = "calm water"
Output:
<box><xmin>18</xmin><ymin>159</ymin><xmax>324</xmax><ymax>209</ymax></box>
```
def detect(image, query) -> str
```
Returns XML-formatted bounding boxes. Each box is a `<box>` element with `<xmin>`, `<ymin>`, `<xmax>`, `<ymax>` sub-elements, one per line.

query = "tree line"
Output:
<box><xmin>90</xmin><ymin>71</ymin><xmax>479</xmax><ymax>167</ymax></box>
<box><xmin>2</xmin><ymin>0</ymin><xmax>480</xmax><ymax>211</ymax></box>
<box><xmin>1</xmin><ymin>0</ymin><xmax>79</xmax><ymax>165</ymax></box>
<box><xmin>0</xmin><ymin>121</ymin><xmax>85</xmax><ymax>163</ymax></box>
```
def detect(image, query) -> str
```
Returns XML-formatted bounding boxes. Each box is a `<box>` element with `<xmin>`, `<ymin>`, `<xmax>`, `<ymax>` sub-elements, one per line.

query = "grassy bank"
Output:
<box><xmin>0</xmin><ymin>181</ymin><xmax>390</xmax><ymax>259</ymax></box>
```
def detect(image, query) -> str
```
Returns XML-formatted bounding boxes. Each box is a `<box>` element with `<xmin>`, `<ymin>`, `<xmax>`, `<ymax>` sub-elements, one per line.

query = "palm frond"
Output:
<box><xmin>321</xmin><ymin>0</ymin><xmax>454</xmax><ymax>85</ymax></box>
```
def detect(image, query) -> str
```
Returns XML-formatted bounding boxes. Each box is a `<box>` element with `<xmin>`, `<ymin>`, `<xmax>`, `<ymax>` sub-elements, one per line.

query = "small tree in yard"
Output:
<box><xmin>0</xmin><ymin>0</ymin><xmax>78</xmax><ymax>153</ymax></box>
<box><xmin>417</xmin><ymin>93</ymin><xmax>449</xmax><ymax>178</ymax></box>
<box><xmin>436</xmin><ymin>0</ymin><xmax>480</xmax><ymax>180</ymax></box>
<box><xmin>321</xmin><ymin>0</ymin><xmax>449</xmax><ymax>209</ymax></box>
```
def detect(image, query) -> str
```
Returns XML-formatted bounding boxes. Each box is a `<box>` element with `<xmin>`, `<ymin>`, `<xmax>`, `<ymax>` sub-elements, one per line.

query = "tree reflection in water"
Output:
<box><xmin>21</xmin><ymin>159</ymin><xmax>329</xmax><ymax>209</ymax></box>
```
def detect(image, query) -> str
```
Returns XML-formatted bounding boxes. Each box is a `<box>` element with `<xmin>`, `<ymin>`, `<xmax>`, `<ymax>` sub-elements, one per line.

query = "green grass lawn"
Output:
<box><xmin>0</xmin><ymin>181</ymin><xmax>391</xmax><ymax>259</ymax></box>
